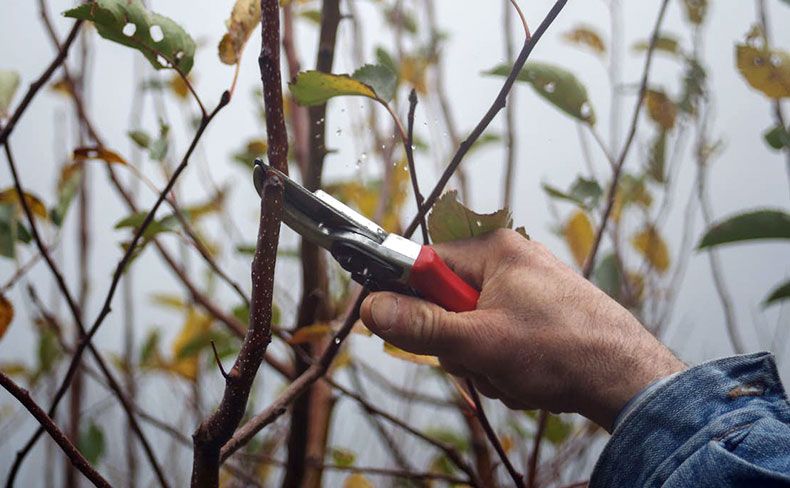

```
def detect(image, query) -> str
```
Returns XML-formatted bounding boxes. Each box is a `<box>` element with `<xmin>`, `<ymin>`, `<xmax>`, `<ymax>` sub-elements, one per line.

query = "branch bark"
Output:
<box><xmin>0</xmin><ymin>373</ymin><xmax>111</xmax><ymax>488</ymax></box>
<box><xmin>191</xmin><ymin>1</ymin><xmax>289</xmax><ymax>485</ymax></box>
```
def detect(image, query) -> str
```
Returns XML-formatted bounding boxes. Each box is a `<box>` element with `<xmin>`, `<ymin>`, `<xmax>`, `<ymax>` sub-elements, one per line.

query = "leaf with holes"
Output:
<box><xmin>352</xmin><ymin>64</ymin><xmax>398</xmax><ymax>103</ymax></box>
<box><xmin>485</xmin><ymin>62</ymin><xmax>596</xmax><ymax>125</ymax></box>
<box><xmin>219</xmin><ymin>0</ymin><xmax>260</xmax><ymax>65</ymax></box>
<box><xmin>563</xmin><ymin>210</ymin><xmax>594</xmax><ymax>268</ymax></box>
<box><xmin>0</xmin><ymin>70</ymin><xmax>20</xmax><ymax>116</ymax></box>
<box><xmin>64</xmin><ymin>0</ymin><xmax>195</xmax><ymax>74</ymax></box>
<box><xmin>736</xmin><ymin>44</ymin><xmax>790</xmax><ymax>99</ymax></box>
<box><xmin>383</xmin><ymin>342</ymin><xmax>439</xmax><ymax>367</ymax></box>
<box><xmin>78</xmin><ymin>423</ymin><xmax>105</xmax><ymax>465</ymax></box>
<box><xmin>0</xmin><ymin>188</ymin><xmax>48</xmax><ymax>220</ymax></box>
<box><xmin>0</xmin><ymin>295</ymin><xmax>13</xmax><ymax>342</ymax></box>
<box><xmin>764</xmin><ymin>280</ymin><xmax>790</xmax><ymax>307</ymax></box>
<box><xmin>290</xmin><ymin>71</ymin><xmax>377</xmax><ymax>106</ymax></box>
<box><xmin>428</xmin><ymin>190</ymin><xmax>513</xmax><ymax>244</ymax></box>
<box><xmin>631</xmin><ymin>226</ymin><xmax>670</xmax><ymax>274</ymax></box>
<box><xmin>563</xmin><ymin>26</ymin><xmax>606</xmax><ymax>56</ymax></box>
<box><xmin>645</xmin><ymin>89</ymin><xmax>677</xmax><ymax>130</ymax></box>
<box><xmin>698</xmin><ymin>209</ymin><xmax>790</xmax><ymax>249</ymax></box>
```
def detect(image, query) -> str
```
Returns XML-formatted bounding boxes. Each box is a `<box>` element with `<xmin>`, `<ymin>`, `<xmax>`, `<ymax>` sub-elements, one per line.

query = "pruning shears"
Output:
<box><xmin>252</xmin><ymin>159</ymin><xmax>479</xmax><ymax>313</ymax></box>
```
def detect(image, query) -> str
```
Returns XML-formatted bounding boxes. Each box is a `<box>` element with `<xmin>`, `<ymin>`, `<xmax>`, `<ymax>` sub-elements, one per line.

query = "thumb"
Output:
<box><xmin>360</xmin><ymin>291</ymin><xmax>471</xmax><ymax>356</ymax></box>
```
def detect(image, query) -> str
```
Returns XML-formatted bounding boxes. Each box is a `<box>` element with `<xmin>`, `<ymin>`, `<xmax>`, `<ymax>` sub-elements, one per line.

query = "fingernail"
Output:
<box><xmin>370</xmin><ymin>295</ymin><xmax>398</xmax><ymax>332</ymax></box>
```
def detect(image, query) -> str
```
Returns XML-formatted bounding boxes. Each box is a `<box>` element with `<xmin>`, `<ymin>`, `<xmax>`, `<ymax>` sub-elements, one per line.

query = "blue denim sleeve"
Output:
<box><xmin>590</xmin><ymin>352</ymin><xmax>790</xmax><ymax>487</ymax></box>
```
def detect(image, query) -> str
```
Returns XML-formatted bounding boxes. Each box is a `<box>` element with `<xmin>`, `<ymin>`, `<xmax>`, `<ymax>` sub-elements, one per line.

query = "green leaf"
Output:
<box><xmin>544</xmin><ymin>414</ymin><xmax>573</xmax><ymax>445</ymax></box>
<box><xmin>78</xmin><ymin>423</ymin><xmax>105</xmax><ymax>465</ymax></box>
<box><xmin>114</xmin><ymin>211</ymin><xmax>178</xmax><ymax>239</ymax></box>
<box><xmin>679</xmin><ymin>58</ymin><xmax>706</xmax><ymax>114</ymax></box>
<box><xmin>50</xmin><ymin>165</ymin><xmax>82</xmax><ymax>227</ymax></box>
<box><xmin>425</xmin><ymin>427</ymin><xmax>469</xmax><ymax>452</ymax></box>
<box><xmin>289</xmin><ymin>71</ymin><xmax>377</xmax><ymax>106</ymax></box>
<box><xmin>140</xmin><ymin>329</ymin><xmax>161</xmax><ymax>366</ymax></box>
<box><xmin>128</xmin><ymin>130</ymin><xmax>151</xmax><ymax>149</ymax></box>
<box><xmin>63</xmin><ymin>0</ymin><xmax>196</xmax><ymax>74</ymax></box>
<box><xmin>594</xmin><ymin>253</ymin><xmax>622</xmax><ymax>301</ymax></box>
<box><xmin>16</xmin><ymin>222</ymin><xmax>31</xmax><ymax>244</ymax></box>
<box><xmin>148</xmin><ymin>123</ymin><xmax>170</xmax><ymax>161</ymax></box>
<box><xmin>36</xmin><ymin>328</ymin><xmax>61</xmax><ymax>381</ymax></box>
<box><xmin>647</xmin><ymin>130</ymin><xmax>667</xmax><ymax>183</ymax></box>
<box><xmin>330</xmin><ymin>447</ymin><xmax>356</xmax><ymax>468</ymax></box>
<box><xmin>0</xmin><ymin>204</ymin><xmax>17</xmax><ymax>259</ymax></box>
<box><xmin>485</xmin><ymin>62</ymin><xmax>595</xmax><ymax>125</ymax></box>
<box><xmin>542</xmin><ymin>177</ymin><xmax>602</xmax><ymax>209</ymax></box>
<box><xmin>764</xmin><ymin>280</ymin><xmax>790</xmax><ymax>307</ymax></box>
<box><xmin>764</xmin><ymin>125</ymin><xmax>790</xmax><ymax>150</ymax></box>
<box><xmin>375</xmin><ymin>47</ymin><xmax>398</xmax><ymax>76</ymax></box>
<box><xmin>352</xmin><ymin>64</ymin><xmax>398</xmax><ymax>103</ymax></box>
<box><xmin>427</xmin><ymin>190</ymin><xmax>513</xmax><ymax>244</ymax></box>
<box><xmin>0</xmin><ymin>70</ymin><xmax>20</xmax><ymax>116</ymax></box>
<box><xmin>698</xmin><ymin>209</ymin><xmax>790</xmax><ymax>249</ymax></box>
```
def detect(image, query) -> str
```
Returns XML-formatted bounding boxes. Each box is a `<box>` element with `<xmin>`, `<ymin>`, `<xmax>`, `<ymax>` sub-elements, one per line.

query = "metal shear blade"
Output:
<box><xmin>252</xmin><ymin>159</ymin><xmax>387</xmax><ymax>250</ymax></box>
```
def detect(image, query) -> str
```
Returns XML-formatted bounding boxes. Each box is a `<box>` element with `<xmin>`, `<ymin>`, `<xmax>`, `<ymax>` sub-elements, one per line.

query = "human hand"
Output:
<box><xmin>360</xmin><ymin>229</ymin><xmax>686</xmax><ymax>431</ymax></box>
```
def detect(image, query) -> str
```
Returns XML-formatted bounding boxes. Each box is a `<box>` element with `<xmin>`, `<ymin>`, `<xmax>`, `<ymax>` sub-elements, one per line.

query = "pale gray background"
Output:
<box><xmin>1</xmin><ymin>0</ymin><xmax>789</xmax><ymax>486</ymax></box>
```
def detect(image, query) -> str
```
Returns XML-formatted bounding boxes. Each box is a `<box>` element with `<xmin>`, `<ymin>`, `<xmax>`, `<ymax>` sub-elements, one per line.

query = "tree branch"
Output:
<box><xmin>405</xmin><ymin>89</ymin><xmax>429</xmax><ymax>243</ymax></box>
<box><xmin>405</xmin><ymin>0</ymin><xmax>568</xmax><ymax>237</ymax></box>
<box><xmin>191</xmin><ymin>0</ymin><xmax>288</xmax><ymax>485</ymax></box>
<box><xmin>0</xmin><ymin>373</ymin><xmax>111</xmax><ymax>488</ymax></box>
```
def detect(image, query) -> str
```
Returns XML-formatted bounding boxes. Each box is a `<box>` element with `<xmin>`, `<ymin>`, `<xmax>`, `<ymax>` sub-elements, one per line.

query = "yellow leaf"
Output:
<box><xmin>563</xmin><ymin>210</ymin><xmax>594</xmax><ymax>268</ymax></box>
<box><xmin>219</xmin><ymin>0</ymin><xmax>261</xmax><ymax>65</ymax></box>
<box><xmin>73</xmin><ymin>146</ymin><xmax>127</xmax><ymax>165</ymax></box>
<box><xmin>736</xmin><ymin>44</ymin><xmax>790</xmax><ymax>99</ymax></box>
<box><xmin>563</xmin><ymin>26</ymin><xmax>606</xmax><ymax>55</ymax></box>
<box><xmin>290</xmin><ymin>71</ymin><xmax>376</xmax><ymax>106</ymax></box>
<box><xmin>288</xmin><ymin>323</ymin><xmax>333</xmax><ymax>345</ymax></box>
<box><xmin>400</xmin><ymin>56</ymin><xmax>428</xmax><ymax>94</ymax></box>
<box><xmin>0</xmin><ymin>362</ymin><xmax>27</xmax><ymax>377</ymax></box>
<box><xmin>0</xmin><ymin>294</ymin><xmax>14</xmax><ymax>341</ymax></box>
<box><xmin>50</xmin><ymin>78</ymin><xmax>74</xmax><ymax>97</ymax></box>
<box><xmin>150</xmin><ymin>293</ymin><xmax>186</xmax><ymax>311</ymax></box>
<box><xmin>383</xmin><ymin>342</ymin><xmax>440</xmax><ymax>367</ymax></box>
<box><xmin>169</xmin><ymin>309</ymin><xmax>213</xmax><ymax>381</ymax></box>
<box><xmin>0</xmin><ymin>188</ymin><xmax>48</xmax><ymax>220</ymax></box>
<box><xmin>645</xmin><ymin>89</ymin><xmax>677</xmax><ymax>130</ymax></box>
<box><xmin>351</xmin><ymin>320</ymin><xmax>373</xmax><ymax>336</ymax></box>
<box><xmin>631</xmin><ymin>226</ymin><xmax>670</xmax><ymax>274</ymax></box>
<box><xmin>682</xmin><ymin>0</ymin><xmax>707</xmax><ymax>25</ymax></box>
<box><xmin>500</xmin><ymin>434</ymin><xmax>514</xmax><ymax>454</ymax></box>
<box><xmin>343</xmin><ymin>473</ymin><xmax>374</xmax><ymax>488</ymax></box>
<box><xmin>168</xmin><ymin>74</ymin><xmax>192</xmax><ymax>100</ymax></box>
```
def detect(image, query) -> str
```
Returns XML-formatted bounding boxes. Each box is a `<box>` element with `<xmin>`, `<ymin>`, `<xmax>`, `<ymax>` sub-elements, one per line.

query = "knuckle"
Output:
<box><xmin>414</xmin><ymin>304</ymin><xmax>442</xmax><ymax>348</ymax></box>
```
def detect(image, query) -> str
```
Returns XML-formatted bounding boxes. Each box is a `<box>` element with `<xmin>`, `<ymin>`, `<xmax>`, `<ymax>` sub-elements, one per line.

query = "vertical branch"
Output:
<box><xmin>0</xmin><ymin>373</ymin><xmax>111</xmax><ymax>488</ymax></box>
<box><xmin>406</xmin><ymin>90</ymin><xmax>430</xmax><ymax>243</ymax></box>
<box><xmin>501</xmin><ymin>0</ymin><xmax>520</xmax><ymax>208</ymax></box>
<box><xmin>466</xmin><ymin>380</ymin><xmax>525</xmax><ymax>487</ymax></box>
<box><xmin>285</xmin><ymin>0</ymin><xmax>341</xmax><ymax>486</ymax></box>
<box><xmin>191</xmin><ymin>0</ymin><xmax>289</xmax><ymax>486</ymax></box>
<box><xmin>581</xmin><ymin>0</ymin><xmax>671</xmax><ymax>278</ymax></box>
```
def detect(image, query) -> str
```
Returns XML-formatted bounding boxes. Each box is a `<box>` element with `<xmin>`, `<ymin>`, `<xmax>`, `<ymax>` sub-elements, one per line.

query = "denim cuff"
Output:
<box><xmin>590</xmin><ymin>352</ymin><xmax>790</xmax><ymax>487</ymax></box>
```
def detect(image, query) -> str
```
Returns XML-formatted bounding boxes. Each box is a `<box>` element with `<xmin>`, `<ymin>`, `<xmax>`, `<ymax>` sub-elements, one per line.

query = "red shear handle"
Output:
<box><xmin>407</xmin><ymin>246</ymin><xmax>479</xmax><ymax>312</ymax></box>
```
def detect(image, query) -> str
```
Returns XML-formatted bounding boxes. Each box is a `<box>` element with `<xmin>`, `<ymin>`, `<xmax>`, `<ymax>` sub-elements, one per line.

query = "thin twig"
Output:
<box><xmin>0</xmin><ymin>373</ymin><xmax>111</xmax><ymax>488</ymax></box>
<box><xmin>527</xmin><ymin>410</ymin><xmax>548</xmax><ymax>488</ymax></box>
<box><xmin>405</xmin><ymin>0</ymin><xmax>568</xmax><ymax>237</ymax></box>
<box><xmin>405</xmin><ymin>90</ymin><xmax>429</xmax><ymax>243</ymax></box>
<box><xmin>466</xmin><ymin>379</ymin><xmax>525</xmax><ymax>487</ymax></box>
<box><xmin>3</xmin><ymin>142</ymin><xmax>170</xmax><ymax>488</ymax></box>
<box><xmin>210</xmin><ymin>341</ymin><xmax>230</xmax><ymax>380</ymax></box>
<box><xmin>582</xmin><ymin>0</ymin><xmax>671</xmax><ymax>278</ymax></box>
<box><xmin>0</xmin><ymin>21</ymin><xmax>82</xmax><ymax>146</ymax></box>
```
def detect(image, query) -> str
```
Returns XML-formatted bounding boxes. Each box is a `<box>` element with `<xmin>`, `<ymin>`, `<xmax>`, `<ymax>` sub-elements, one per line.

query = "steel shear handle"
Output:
<box><xmin>408</xmin><ymin>246</ymin><xmax>479</xmax><ymax>313</ymax></box>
